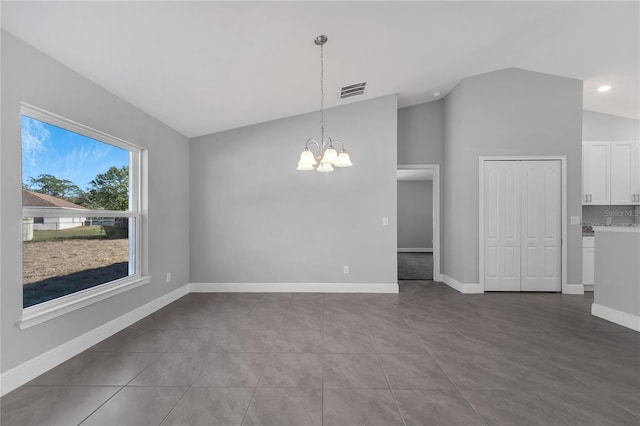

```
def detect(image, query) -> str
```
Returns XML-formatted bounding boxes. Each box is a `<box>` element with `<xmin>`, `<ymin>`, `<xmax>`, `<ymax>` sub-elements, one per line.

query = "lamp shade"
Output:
<box><xmin>316</xmin><ymin>162</ymin><xmax>334</xmax><ymax>172</ymax></box>
<box><xmin>297</xmin><ymin>164</ymin><xmax>315</xmax><ymax>171</ymax></box>
<box><xmin>298</xmin><ymin>149</ymin><xmax>317</xmax><ymax>166</ymax></box>
<box><xmin>321</xmin><ymin>147</ymin><xmax>338</xmax><ymax>164</ymax></box>
<box><xmin>334</xmin><ymin>151</ymin><xmax>353</xmax><ymax>167</ymax></box>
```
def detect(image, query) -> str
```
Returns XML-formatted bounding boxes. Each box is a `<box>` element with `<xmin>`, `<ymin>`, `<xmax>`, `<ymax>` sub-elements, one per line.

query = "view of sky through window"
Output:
<box><xmin>21</xmin><ymin>116</ymin><xmax>129</xmax><ymax>190</ymax></box>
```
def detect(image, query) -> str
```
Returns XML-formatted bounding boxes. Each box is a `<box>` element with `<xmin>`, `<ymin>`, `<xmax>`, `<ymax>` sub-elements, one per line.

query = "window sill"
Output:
<box><xmin>17</xmin><ymin>275</ymin><xmax>152</xmax><ymax>330</ymax></box>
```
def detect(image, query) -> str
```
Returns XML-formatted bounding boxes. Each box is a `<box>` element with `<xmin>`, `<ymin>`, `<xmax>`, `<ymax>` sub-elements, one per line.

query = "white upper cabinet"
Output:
<box><xmin>582</xmin><ymin>142</ymin><xmax>610</xmax><ymax>205</ymax></box>
<box><xmin>583</xmin><ymin>141</ymin><xmax>640</xmax><ymax>206</ymax></box>
<box><xmin>610</xmin><ymin>141</ymin><xmax>636</xmax><ymax>205</ymax></box>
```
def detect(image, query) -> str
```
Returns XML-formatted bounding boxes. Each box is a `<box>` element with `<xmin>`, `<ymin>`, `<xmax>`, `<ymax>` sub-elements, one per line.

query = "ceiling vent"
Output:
<box><xmin>340</xmin><ymin>82</ymin><xmax>367</xmax><ymax>99</ymax></box>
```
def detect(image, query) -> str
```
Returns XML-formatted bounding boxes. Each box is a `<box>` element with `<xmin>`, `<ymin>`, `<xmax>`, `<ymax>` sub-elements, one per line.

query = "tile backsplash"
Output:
<box><xmin>582</xmin><ymin>205</ymin><xmax>639</xmax><ymax>225</ymax></box>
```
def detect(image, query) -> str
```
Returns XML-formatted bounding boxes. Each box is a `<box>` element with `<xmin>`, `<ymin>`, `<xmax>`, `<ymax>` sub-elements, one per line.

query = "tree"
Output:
<box><xmin>87</xmin><ymin>166</ymin><xmax>129</xmax><ymax>211</ymax></box>
<box><xmin>25</xmin><ymin>174</ymin><xmax>83</xmax><ymax>201</ymax></box>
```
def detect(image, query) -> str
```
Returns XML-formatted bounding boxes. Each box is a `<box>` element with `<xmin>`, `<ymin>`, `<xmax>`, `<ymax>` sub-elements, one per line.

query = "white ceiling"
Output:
<box><xmin>2</xmin><ymin>1</ymin><xmax>638</xmax><ymax>138</ymax></box>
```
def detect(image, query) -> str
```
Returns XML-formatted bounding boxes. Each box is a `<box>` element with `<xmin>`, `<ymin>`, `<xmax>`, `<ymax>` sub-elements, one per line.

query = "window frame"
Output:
<box><xmin>18</xmin><ymin>103</ymin><xmax>150</xmax><ymax>329</ymax></box>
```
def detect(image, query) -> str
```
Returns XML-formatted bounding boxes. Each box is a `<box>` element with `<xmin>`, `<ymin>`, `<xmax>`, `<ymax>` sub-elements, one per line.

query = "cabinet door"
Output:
<box><xmin>582</xmin><ymin>142</ymin><xmax>610</xmax><ymax>205</ymax></box>
<box><xmin>611</xmin><ymin>141</ymin><xmax>635</xmax><ymax>205</ymax></box>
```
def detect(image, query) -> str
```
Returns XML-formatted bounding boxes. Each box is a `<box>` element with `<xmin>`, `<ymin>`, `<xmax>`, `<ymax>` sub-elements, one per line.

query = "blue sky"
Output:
<box><xmin>21</xmin><ymin>116</ymin><xmax>129</xmax><ymax>190</ymax></box>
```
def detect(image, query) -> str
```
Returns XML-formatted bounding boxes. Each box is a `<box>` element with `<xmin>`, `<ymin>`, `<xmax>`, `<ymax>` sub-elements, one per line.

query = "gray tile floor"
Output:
<box><xmin>397</xmin><ymin>253</ymin><xmax>433</xmax><ymax>280</ymax></box>
<box><xmin>2</xmin><ymin>282</ymin><xmax>639</xmax><ymax>425</ymax></box>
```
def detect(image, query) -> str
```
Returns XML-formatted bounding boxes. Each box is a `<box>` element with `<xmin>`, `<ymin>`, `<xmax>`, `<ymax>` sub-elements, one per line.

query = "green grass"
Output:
<box><xmin>28</xmin><ymin>226</ymin><xmax>107</xmax><ymax>242</ymax></box>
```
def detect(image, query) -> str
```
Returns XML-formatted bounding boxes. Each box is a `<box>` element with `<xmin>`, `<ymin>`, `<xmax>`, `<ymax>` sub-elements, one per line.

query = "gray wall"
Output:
<box><xmin>397</xmin><ymin>180</ymin><xmax>433</xmax><ymax>249</ymax></box>
<box><xmin>583</xmin><ymin>110</ymin><xmax>640</xmax><ymax>140</ymax></box>
<box><xmin>443</xmin><ymin>68</ymin><xmax>583</xmax><ymax>285</ymax></box>
<box><xmin>1</xmin><ymin>31</ymin><xmax>190</xmax><ymax>372</ymax></box>
<box><xmin>398</xmin><ymin>100</ymin><xmax>444</xmax><ymax>165</ymax></box>
<box><xmin>190</xmin><ymin>95</ymin><xmax>398</xmax><ymax>284</ymax></box>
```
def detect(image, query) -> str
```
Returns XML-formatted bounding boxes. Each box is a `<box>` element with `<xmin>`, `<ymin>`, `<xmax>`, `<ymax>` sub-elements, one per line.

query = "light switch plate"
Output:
<box><xmin>570</xmin><ymin>216</ymin><xmax>580</xmax><ymax>225</ymax></box>
<box><xmin>382</xmin><ymin>216</ymin><xmax>389</xmax><ymax>226</ymax></box>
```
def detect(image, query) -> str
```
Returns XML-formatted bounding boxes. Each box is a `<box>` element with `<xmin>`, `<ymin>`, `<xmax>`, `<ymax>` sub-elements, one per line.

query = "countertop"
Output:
<box><xmin>593</xmin><ymin>225</ymin><xmax>640</xmax><ymax>233</ymax></box>
<box><xmin>583</xmin><ymin>223</ymin><xmax>639</xmax><ymax>237</ymax></box>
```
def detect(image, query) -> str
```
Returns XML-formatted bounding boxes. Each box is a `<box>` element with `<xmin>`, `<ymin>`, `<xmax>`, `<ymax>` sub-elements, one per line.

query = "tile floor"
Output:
<box><xmin>2</xmin><ymin>282</ymin><xmax>639</xmax><ymax>425</ymax></box>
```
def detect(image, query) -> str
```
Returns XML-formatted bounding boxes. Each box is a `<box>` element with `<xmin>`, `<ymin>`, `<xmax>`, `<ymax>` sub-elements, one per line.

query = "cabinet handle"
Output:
<box><xmin>585</xmin><ymin>194</ymin><xmax>588</xmax><ymax>202</ymax></box>
<box><xmin>589</xmin><ymin>194</ymin><xmax>592</xmax><ymax>202</ymax></box>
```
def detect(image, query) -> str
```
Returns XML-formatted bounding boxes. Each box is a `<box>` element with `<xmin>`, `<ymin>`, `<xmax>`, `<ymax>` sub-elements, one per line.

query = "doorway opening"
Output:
<box><xmin>397</xmin><ymin>164</ymin><xmax>441</xmax><ymax>282</ymax></box>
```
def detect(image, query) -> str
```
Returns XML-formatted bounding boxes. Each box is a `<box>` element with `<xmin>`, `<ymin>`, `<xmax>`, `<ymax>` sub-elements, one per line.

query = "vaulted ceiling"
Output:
<box><xmin>2</xmin><ymin>1</ymin><xmax>638</xmax><ymax>137</ymax></box>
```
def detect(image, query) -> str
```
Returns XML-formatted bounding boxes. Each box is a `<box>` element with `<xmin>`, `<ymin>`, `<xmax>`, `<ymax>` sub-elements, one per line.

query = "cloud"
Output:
<box><xmin>21</xmin><ymin>116</ymin><xmax>50</xmax><ymax>167</ymax></box>
<box><xmin>57</xmin><ymin>141</ymin><xmax>114</xmax><ymax>185</ymax></box>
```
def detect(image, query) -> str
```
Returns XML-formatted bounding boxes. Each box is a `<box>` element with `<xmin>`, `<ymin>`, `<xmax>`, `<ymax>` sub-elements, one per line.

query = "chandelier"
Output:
<box><xmin>297</xmin><ymin>35</ymin><xmax>353</xmax><ymax>172</ymax></box>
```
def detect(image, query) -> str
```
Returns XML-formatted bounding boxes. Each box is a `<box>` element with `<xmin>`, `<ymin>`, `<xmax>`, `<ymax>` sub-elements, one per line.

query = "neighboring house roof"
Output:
<box><xmin>22</xmin><ymin>189</ymin><xmax>87</xmax><ymax>209</ymax></box>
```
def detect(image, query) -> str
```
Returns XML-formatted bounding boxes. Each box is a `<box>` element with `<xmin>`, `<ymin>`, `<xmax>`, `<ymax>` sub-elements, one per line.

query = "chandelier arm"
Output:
<box><xmin>328</xmin><ymin>139</ymin><xmax>344</xmax><ymax>151</ymax></box>
<box><xmin>305</xmin><ymin>138</ymin><xmax>321</xmax><ymax>155</ymax></box>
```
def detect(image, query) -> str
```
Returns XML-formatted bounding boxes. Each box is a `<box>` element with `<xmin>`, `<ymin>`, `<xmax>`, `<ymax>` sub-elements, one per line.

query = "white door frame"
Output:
<box><xmin>479</xmin><ymin>156</ymin><xmax>568</xmax><ymax>293</ymax></box>
<box><xmin>397</xmin><ymin>164</ymin><xmax>441</xmax><ymax>281</ymax></box>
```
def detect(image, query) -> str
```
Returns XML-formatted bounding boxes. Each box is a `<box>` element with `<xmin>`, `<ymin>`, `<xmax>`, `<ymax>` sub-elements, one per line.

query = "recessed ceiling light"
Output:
<box><xmin>433</xmin><ymin>91</ymin><xmax>441</xmax><ymax>97</ymax></box>
<box><xmin>597</xmin><ymin>85</ymin><xmax>612</xmax><ymax>92</ymax></box>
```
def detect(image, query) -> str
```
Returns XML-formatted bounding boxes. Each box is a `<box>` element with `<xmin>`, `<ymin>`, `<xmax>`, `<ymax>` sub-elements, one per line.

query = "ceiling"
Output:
<box><xmin>2</xmin><ymin>1</ymin><xmax>638</xmax><ymax>138</ymax></box>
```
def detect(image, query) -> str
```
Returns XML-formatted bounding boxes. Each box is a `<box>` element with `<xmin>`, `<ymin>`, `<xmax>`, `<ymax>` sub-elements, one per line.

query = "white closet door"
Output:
<box><xmin>520</xmin><ymin>161</ymin><xmax>562</xmax><ymax>291</ymax></box>
<box><xmin>484</xmin><ymin>161</ymin><xmax>521</xmax><ymax>291</ymax></box>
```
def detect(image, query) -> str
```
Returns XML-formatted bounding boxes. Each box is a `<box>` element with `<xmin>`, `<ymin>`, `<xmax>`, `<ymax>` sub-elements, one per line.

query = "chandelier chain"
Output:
<box><xmin>320</xmin><ymin>42</ymin><xmax>324</xmax><ymax>134</ymax></box>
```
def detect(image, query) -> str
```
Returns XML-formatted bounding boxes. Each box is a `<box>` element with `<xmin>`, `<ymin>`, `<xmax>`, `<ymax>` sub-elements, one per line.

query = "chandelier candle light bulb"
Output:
<box><xmin>296</xmin><ymin>35</ymin><xmax>353</xmax><ymax>172</ymax></box>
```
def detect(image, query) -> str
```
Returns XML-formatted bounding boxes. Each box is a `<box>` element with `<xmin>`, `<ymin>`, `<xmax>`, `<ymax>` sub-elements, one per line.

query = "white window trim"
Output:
<box><xmin>19</xmin><ymin>103</ymin><xmax>149</xmax><ymax>329</ymax></box>
<box><xmin>17</xmin><ymin>276</ymin><xmax>152</xmax><ymax>330</ymax></box>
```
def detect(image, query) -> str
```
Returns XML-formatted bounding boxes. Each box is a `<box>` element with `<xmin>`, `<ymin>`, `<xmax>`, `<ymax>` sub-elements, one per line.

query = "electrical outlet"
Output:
<box><xmin>382</xmin><ymin>216</ymin><xmax>389</xmax><ymax>226</ymax></box>
<box><xmin>166</xmin><ymin>272</ymin><xmax>172</xmax><ymax>283</ymax></box>
<box><xmin>343</xmin><ymin>265</ymin><xmax>350</xmax><ymax>274</ymax></box>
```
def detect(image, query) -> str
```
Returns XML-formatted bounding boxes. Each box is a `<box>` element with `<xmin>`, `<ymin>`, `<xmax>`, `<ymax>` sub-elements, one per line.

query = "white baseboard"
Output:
<box><xmin>441</xmin><ymin>275</ymin><xmax>483</xmax><ymax>294</ymax></box>
<box><xmin>563</xmin><ymin>283</ymin><xmax>585</xmax><ymax>295</ymax></box>
<box><xmin>0</xmin><ymin>285</ymin><xmax>189</xmax><ymax>397</ymax></box>
<box><xmin>189</xmin><ymin>282</ymin><xmax>399</xmax><ymax>293</ymax></box>
<box><xmin>592</xmin><ymin>303</ymin><xmax>640</xmax><ymax>332</ymax></box>
<box><xmin>397</xmin><ymin>248</ymin><xmax>433</xmax><ymax>253</ymax></box>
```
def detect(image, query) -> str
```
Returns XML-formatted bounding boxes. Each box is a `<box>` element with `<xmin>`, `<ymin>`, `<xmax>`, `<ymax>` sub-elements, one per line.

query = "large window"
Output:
<box><xmin>20</xmin><ymin>104</ymin><xmax>146</xmax><ymax>326</ymax></box>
